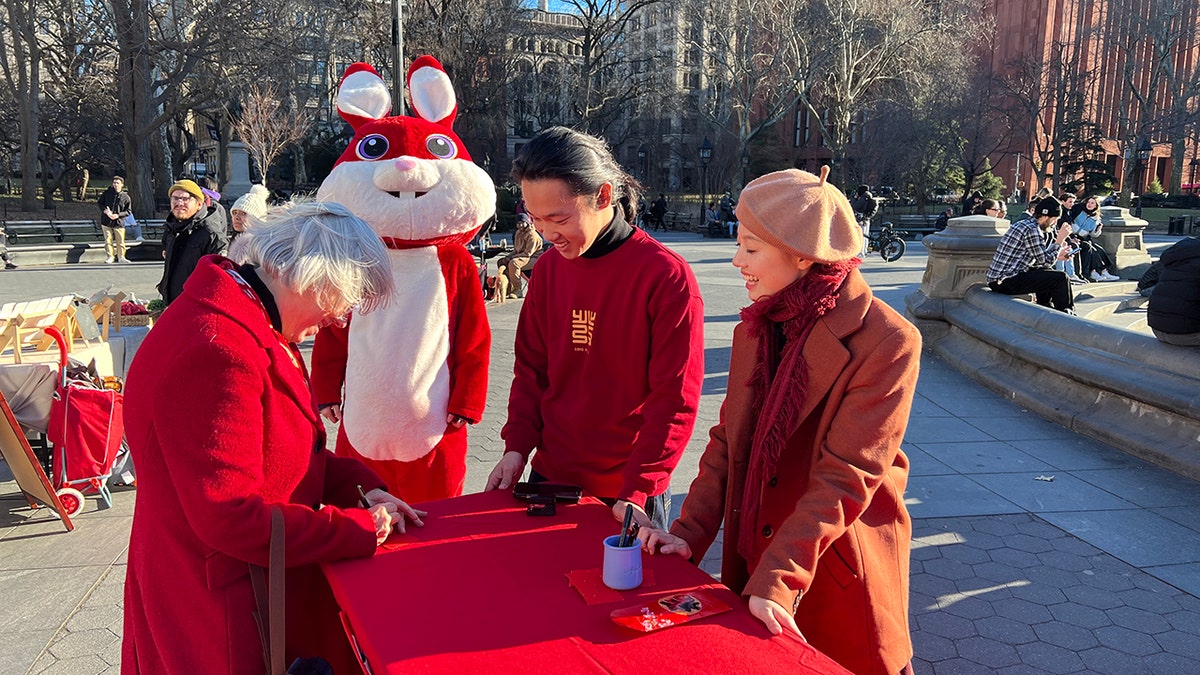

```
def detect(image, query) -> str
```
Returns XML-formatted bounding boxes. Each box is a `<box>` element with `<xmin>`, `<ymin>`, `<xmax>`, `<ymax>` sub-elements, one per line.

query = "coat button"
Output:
<box><xmin>762</xmin><ymin>525</ymin><xmax>773</xmax><ymax>539</ymax></box>
<box><xmin>767</xmin><ymin>476</ymin><xmax>778</xmax><ymax>488</ymax></box>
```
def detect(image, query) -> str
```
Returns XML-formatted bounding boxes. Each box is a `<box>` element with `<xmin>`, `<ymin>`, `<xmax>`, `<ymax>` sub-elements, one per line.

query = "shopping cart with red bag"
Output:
<box><xmin>42</xmin><ymin>326</ymin><xmax>124</xmax><ymax>517</ymax></box>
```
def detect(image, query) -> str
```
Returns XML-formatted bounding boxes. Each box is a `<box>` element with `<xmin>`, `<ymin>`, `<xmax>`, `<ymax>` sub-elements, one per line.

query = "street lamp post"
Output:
<box><xmin>392</xmin><ymin>0</ymin><xmax>406</xmax><ymax>114</ymax></box>
<box><xmin>1135</xmin><ymin>138</ymin><xmax>1152</xmax><ymax>218</ymax></box>
<box><xmin>1189</xmin><ymin>157</ymin><xmax>1199</xmax><ymax>195</ymax></box>
<box><xmin>637</xmin><ymin>144</ymin><xmax>647</xmax><ymax>183</ymax></box>
<box><xmin>698</xmin><ymin>137</ymin><xmax>712</xmax><ymax>232</ymax></box>
<box><xmin>740</xmin><ymin>147</ymin><xmax>750</xmax><ymax>190</ymax></box>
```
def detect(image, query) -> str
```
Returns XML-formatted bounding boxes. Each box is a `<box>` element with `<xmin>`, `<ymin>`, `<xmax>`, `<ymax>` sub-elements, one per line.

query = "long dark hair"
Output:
<box><xmin>511</xmin><ymin>127</ymin><xmax>642</xmax><ymax>209</ymax></box>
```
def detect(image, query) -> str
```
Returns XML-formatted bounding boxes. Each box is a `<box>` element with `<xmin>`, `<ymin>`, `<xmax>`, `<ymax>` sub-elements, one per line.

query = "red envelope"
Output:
<box><xmin>610</xmin><ymin>589</ymin><xmax>731</xmax><ymax>632</ymax></box>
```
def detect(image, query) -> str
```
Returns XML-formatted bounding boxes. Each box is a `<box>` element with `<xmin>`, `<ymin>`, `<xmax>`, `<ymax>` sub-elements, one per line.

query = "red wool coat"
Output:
<box><xmin>671</xmin><ymin>270</ymin><xmax>920</xmax><ymax>675</ymax></box>
<box><xmin>122</xmin><ymin>257</ymin><xmax>386</xmax><ymax>674</ymax></box>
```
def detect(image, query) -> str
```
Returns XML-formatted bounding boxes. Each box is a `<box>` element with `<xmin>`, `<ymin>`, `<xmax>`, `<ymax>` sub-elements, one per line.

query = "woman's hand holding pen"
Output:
<box><xmin>637</xmin><ymin>527</ymin><xmax>692</xmax><ymax>559</ymax></box>
<box><xmin>359</xmin><ymin>486</ymin><xmax>426</xmax><ymax>542</ymax></box>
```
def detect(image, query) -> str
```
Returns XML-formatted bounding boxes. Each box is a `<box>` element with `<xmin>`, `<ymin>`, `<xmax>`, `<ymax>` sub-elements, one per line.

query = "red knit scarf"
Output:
<box><xmin>736</xmin><ymin>259</ymin><xmax>859</xmax><ymax>562</ymax></box>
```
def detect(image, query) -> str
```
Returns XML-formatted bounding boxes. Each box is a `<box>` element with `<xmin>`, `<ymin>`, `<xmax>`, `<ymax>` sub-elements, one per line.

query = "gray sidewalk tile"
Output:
<box><xmin>902</xmin><ymin>443</ymin><xmax>956</xmax><ymax>476</ymax></box>
<box><xmin>1144</xmin><ymin>562</ymin><xmax>1200</xmax><ymax>599</ymax></box>
<box><xmin>1073</xmin><ymin>467</ymin><xmax>1200</xmax><ymax>508</ymax></box>
<box><xmin>963</xmin><ymin>415</ymin><xmax>1079</xmax><ymax>442</ymax></box>
<box><xmin>0</xmin><ymin>513</ymin><xmax>132</xmax><ymax>571</ymax></box>
<box><xmin>969</xmin><ymin>473</ymin><xmax>1137</xmax><ymax>513</ymax></box>
<box><xmin>904</xmin><ymin>475</ymin><xmax>1023</xmax><ymax>518</ymax></box>
<box><xmin>909</xmin><ymin>395</ymin><xmax>952</xmax><ymax>418</ymax></box>
<box><xmin>1007</xmin><ymin>437</ymin><xmax>1143</xmax><ymax>471</ymax></box>
<box><xmin>0</xmin><ymin>629</ymin><xmax>56</xmax><ymax>675</ymax></box>
<box><xmin>903</xmin><ymin>416</ymin><xmax>996</xmax><ymax>444</ymax></box>
<box><xmin>924</xmin><ymin>395</ymin><xmax>1030</xmax><ymax>419</ymax></box>
<box><xmin>0</xmin><ymin>567</ymin><xmax>101</xmax><ymax>632</ymax></box>
<box><xmin>913</xmin><ymin>441</ymin><xmax>1055</xmax><ymax>474</ymax></box>
<box><xmin>1041</xmin><ymin>509</ymin><xmax>1200</xmax><ymax>567</ymax></box>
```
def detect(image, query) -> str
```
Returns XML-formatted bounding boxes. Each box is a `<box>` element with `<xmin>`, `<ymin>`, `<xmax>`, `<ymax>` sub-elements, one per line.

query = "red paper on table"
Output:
<box><xmin>610</xmin><ymin>589</ymin><xmax>731</xmax><ymax>632</ymax></box>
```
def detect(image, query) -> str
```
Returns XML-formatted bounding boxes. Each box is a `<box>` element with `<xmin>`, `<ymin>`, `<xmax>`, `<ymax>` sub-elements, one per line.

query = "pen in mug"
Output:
<box><xmin>356</xmin><ymin>485</ymin><xmax>371</xmax><ymax>509</ymax></box>
<box><xmin>619</xmin><ymin>504</ymin><xmax>634</xmax><ymax>547</ymax></box>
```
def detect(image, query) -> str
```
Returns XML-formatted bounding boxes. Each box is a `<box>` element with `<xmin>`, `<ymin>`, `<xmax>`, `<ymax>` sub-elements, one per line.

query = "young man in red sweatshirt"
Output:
<box><xmin>485</xmin><ymin>127</ymin><xmax>705</xmax><ymax>529</ymax></box>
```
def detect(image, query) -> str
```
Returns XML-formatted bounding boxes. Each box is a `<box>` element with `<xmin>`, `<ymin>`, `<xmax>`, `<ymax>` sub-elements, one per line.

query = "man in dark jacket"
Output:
<box><xmin>98</xmin><ymin>176</ymin><xmax>133</xmax><ymax>263</ymax></box>
<box><xmin>1147</xmin><ymin>237</ymin><xmax>1200</xmax><ymax>346</ymax></box>
<box><xmin>158</xmin><ymin>179</ymin><xmax>228</xmax><ymax>305</ymax></box>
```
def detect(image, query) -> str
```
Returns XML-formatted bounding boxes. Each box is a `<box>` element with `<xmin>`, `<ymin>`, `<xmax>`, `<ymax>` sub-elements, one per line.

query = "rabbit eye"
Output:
<box><xmin>426</xmin><ymin>134</ymin><xmax>457</xmax><ymax>159</ymax></box>
<box><xmin>355</xmin><ymin>134</ymin><xmax>389</xmax><ymax>160</ymax></box>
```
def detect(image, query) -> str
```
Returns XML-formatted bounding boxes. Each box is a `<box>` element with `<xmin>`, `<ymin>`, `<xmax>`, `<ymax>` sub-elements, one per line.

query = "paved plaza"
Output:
<box><xmin>2</xmin><ymin>233</ymin><xmax>1199</xmax><ymax>674</ymax></box>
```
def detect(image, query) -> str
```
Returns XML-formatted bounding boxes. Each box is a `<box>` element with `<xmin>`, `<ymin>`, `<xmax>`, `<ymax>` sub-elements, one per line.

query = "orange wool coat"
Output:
<box><xmin>671</xmin><ymin>270</ymin><xmax>920</xmax><ymax>675</ymax></box>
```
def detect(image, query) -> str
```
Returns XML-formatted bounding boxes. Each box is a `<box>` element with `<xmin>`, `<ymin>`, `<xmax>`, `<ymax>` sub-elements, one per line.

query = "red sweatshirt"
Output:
<box><xmin>502</xmin><ymin>228</ymin><xmax>705</xmax><ymax>507</ymax></box>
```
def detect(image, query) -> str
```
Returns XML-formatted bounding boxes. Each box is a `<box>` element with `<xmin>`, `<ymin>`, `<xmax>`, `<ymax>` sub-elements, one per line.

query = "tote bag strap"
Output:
<box><xmin>250</xmin><ymin>506</ymin><xmax>287</xmax><ymax>675</ymax></box>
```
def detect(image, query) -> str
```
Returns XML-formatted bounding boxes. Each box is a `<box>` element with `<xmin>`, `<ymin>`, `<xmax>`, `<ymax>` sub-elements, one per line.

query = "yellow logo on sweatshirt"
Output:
<box><xmin>571</xmin><ymin>309</ymin><xmax>595</xmax><ymax>348</ymax></box>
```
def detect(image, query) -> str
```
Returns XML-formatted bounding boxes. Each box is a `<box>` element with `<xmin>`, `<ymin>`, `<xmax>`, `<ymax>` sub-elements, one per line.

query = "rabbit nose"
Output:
<box><xmin>393</xmin><ymin>157</ymin><xmax>419</xmax><ymax>172</ymax></box>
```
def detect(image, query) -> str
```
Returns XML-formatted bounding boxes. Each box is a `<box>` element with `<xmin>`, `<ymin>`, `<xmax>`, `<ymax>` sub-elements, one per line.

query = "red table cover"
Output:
<box><xmin>322</xmin><ymin>491</ymin><xmax>850</xmax><ymax>675</ymax></box>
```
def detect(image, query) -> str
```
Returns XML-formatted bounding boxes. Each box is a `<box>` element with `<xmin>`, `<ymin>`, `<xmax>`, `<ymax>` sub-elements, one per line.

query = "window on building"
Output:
<box><xmin>685</xmin><ymin>72</ymin><xmax>701</xmax><ymax>89</ymax></box>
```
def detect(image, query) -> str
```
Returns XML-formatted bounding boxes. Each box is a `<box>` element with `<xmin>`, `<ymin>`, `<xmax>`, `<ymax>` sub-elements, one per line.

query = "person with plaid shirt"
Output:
<box><xmin>986</xmin><ymin>195</ymin><xmax>1075</xmax><ymax>312</ymax></box>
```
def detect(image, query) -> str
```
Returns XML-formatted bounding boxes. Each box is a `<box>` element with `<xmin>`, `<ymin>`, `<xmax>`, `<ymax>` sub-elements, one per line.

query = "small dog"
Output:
<box><xmin>494</xmin><ymin>269</ymin><xmax>509</xmax><ymax>304</ymax></box>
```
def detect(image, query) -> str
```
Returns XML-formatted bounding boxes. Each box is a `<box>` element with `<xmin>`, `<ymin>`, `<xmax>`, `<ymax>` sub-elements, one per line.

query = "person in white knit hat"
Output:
<box><xmin>226</xmin><ymin>184</ymin><xmax>271</xmax><ymax>262</ymax></box>
<box><xmin>230</xmin><ymin>184</ymin><xmax>270</xmax><ymax>236</ymax></box>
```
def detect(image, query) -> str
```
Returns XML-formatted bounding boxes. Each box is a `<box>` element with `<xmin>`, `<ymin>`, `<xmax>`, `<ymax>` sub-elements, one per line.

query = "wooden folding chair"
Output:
<box><xmin>0</xmin><ymin>296</ymin><xmax>78</xmax><ymax>363</ymax></box>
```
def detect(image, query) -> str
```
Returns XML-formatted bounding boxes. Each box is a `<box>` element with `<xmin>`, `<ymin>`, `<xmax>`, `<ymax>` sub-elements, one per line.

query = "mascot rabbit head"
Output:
<box><xmin>317</xmin><ymin>55</ymin><xmax>495</xmax><ymax>247</ymax></box>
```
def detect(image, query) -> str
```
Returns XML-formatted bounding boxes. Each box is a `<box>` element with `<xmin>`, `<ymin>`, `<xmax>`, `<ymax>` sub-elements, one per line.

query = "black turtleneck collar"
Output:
<box><xmin>238</xmin><ymin>264</ymin><xmax>284</xmax><ymax>333</ymax></box>
<box><xmin>581</xmin><ymin>208</ymin><xmax>634</xmax><ymax>259</ymax></box>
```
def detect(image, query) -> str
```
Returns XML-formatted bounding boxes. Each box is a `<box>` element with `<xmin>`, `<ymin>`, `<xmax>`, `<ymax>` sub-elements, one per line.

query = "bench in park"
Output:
<box><xmin>2</xmin><ymin>220</ymin><xmax>102</xmax><ymax>245</ymax></box>
<box><xmin>662</xmin><ymin>211</ymin><xmax>697</xmax><ymax>232</ymax></box>
<box><xmin>139</xmin><ymin>219</ymin><xmax>167</xmax><ymax>240</ymax></box>
<box><xmin>894</xmin><ymin>214</ymin><xmax>941</xmax><ymax>239</ymax></box>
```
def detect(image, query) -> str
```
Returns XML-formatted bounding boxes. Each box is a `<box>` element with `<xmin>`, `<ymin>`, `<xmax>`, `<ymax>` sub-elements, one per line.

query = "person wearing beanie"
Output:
<box><xmin>230</xmin><ymin>184</ymin><xmax>270</xmax><ymax>234</ymax></box>
<box><xmin>157</xmin><ymin>179</ymin><xmax>229</xmax><ymax>305</ymax></box>
<box><xmin>640</xmin><ymin>166</ymin><xmax>921</xmax><ymax>675</ymax></box>
<box><xmin>986</xmin><ymin>195</ymin><xmax>1076</xmax><ymax>312</ymax></box>
<box><xmin>486</xmin><ymin>126</ymin><xmax>705</xmax><ymax>533</ymax></box>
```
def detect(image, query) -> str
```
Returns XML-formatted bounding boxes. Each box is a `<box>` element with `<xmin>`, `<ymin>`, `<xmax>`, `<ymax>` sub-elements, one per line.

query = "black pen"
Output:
<box><xmin>356</xmin><ymin>485</ymin><xmax>371</xmax><ymax>509</ymax></box>
<box><xmin>619</xmin><ymin>504</ymin><xmax>634</xmax><ymax>547</ymax></box>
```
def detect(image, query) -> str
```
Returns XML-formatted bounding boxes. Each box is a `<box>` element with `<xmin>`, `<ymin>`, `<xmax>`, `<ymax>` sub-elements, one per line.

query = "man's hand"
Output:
<box><xmin>748</xmin><ymin>595</ymin><xmax>805</xmax><ymax>639</ymax></box>
<box><xmin>1056</xmin><ymin>222</ymin><xmax>1071</xmax><ymax>244</ymax></box>
<box><xmin>364</xmin><ymin>488</ymin><xmax>426</xmax><ymax>536</ymax></box>
<box><xmin>637</xmin><ymin>527</ymin><xmax>692</xmax><ymax>558</ymax></box>
<box><xmin>484</xmin><ymin>451</ymin><xmax>526</xmax><ymax>491</ymax></box>
<box><xmin>1057</xmin><ymin>244</ymin><xmax>1073</xmax><ymax>262</ymax></box>
<box><xmin>446</xmin><ymin>412</ymin><xmax>472</xmax><ymax>429</ymax></box>
<box><xmin>319</xmin><ymin>403</ymin><xmax>342</xmax><ymax>424</ymax></box>
<box><xmin>611</xmin><ymin>499</ymin><xmax>652</xmax><ymax>529</ymax></box>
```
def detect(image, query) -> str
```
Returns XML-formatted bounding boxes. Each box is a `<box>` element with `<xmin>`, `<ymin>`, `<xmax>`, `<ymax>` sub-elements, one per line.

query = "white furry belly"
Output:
<box><xmin>343</xmin><ymin>247</ymin><xmax>450</xmax><ymax>461</ymax></box>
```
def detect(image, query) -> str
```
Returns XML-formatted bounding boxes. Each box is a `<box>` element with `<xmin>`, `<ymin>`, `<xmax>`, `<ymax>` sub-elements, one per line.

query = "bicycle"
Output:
<box><xmin>865</xmin><ymin>221</ymin><xmax>907</xmax><ymax>262</ymax></box>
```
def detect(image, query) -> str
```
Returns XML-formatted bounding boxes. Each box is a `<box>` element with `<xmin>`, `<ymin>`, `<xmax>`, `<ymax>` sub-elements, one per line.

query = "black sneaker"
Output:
<box><xmin>3</xmin><ymin>262</ymin><xmax>16</xmax><ymax>270</ymax></box>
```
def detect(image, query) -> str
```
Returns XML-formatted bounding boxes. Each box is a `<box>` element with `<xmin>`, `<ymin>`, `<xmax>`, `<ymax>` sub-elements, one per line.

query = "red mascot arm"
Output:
<box><xmin>310</xmin><ymin>323</ymin><xmax>350</xmax><ymax>406</ymax></box>
<box><xmin>440</xmin><ymin>245</ymin><xmax>490</xmax><ymax>423</ymax></box>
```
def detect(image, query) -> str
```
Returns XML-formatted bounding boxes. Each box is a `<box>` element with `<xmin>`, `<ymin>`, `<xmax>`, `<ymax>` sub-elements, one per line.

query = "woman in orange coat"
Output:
<box><xmin>122</xmin><ymin>201</ymin><xmax>425</xmax><ymax>674</ymax></box>
<box><xmin>641</xmin><ymin>168</ymin><xmax>920</xmax><ymax>675</ymax></box>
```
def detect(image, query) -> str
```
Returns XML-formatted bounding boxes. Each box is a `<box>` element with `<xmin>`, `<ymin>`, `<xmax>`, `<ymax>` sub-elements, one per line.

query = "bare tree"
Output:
<box><xmin>230</xmin><ymin>83</ymin><xmax>314</xmax><ymax>190</ymax></box>
<box><xmin>1101</xmin><ymin>0</ymin><xmax>1200</xmax><ymax>196</ymax></box>
<box><xmin>795</xmin><ymin>0</ymin><xmax>974</xmax><ymax>185</ymax></box>
<box><xmin>0</xmin><ymin>0</ymin><xmax>42</xmax><ymax>210</ymax></box>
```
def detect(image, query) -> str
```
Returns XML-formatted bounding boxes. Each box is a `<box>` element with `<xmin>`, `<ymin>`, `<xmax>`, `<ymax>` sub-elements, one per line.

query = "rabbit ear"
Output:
<box><xmin>407</xmin><ymin>55</ymin><xmax>457</xmax><ymax>127</ymax></box>
<box><xmin>337</xmin><ymin>63</ymin><xmax>392</xmax><ymax>128</ymax></box>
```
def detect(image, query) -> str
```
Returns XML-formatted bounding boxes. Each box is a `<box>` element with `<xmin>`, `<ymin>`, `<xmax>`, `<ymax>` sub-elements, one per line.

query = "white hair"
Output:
<box><xmin>236</xmin><ymin>199</ymin><xmax>394</xmax><ymax>314</ymax></box>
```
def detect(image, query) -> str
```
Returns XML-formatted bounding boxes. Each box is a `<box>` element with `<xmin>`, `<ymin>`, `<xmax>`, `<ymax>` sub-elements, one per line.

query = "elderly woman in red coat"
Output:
<box><xmin>121</xmin><ymin>200</ymin><xmax>425</xmax><ymax>674</ymax></box>
<box><xmin>641</xmin><ymin>167</ymin><xmax>920</xmax><ymax>675</ymax></box>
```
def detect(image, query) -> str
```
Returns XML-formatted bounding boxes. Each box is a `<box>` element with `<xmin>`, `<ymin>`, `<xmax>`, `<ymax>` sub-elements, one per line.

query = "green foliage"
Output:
<box><xmin>1145</xmin><ymin>179</ymin><xmax>1165</xmax><ymax>196</ymax></box>
<box><xmin>968</xmin><ymin>159</ymin><xmax>1006</xmax><ymax>199</ymax></box>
